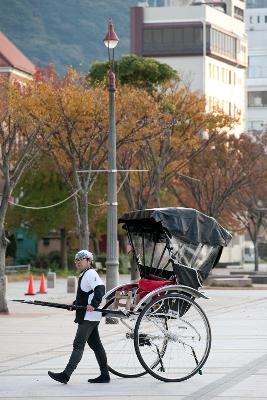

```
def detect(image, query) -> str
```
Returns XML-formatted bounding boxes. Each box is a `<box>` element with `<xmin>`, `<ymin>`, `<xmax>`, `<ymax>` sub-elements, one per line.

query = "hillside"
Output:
<box><xmin>0</xmin><ymin>0</ymin><xmax>139</xmax><ymax>74</ymax></box>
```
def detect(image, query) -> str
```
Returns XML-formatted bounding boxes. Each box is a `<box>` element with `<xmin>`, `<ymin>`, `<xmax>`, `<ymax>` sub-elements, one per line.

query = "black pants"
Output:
<box><xmin>64</xmin><ymin>320</ymin><xmax>108</xmax><ymax>377</ymax></box>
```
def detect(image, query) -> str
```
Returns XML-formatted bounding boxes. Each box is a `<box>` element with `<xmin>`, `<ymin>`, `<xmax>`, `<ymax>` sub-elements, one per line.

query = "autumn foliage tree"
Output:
<box><xmin>0</xmin><ymin>78</ymin><xmax>56</xmax><ymax>313</ymax></box>
<box><xmin>34</xmin><ymin>68</ymin><xmax>158</xmax><ymax>248</ymax></box>
<box><xmin>7</xmin><ymin>155</ymin><xmax>74</xmax><ymax>271</ymax></box>
<box><xmin>168</xmin><ymin>132</ymin><xmax>267</xmax><ymax>228</ymax></box>
<box><xmin>117</xmin><ymin>83</ymin><xmax>237</xmax><ymax>211</ymax></box>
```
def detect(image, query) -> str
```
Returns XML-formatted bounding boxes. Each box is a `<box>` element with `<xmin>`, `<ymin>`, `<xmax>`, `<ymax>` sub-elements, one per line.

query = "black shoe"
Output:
<box><xmin>88</xmin><ymin>374</ymin><xmax>110</xmax><ymax>383</ymax></box>
<box><xmin>48</xmin><ymin>371</ymin><xmax>69</xmax><ymax>384</ymax></box>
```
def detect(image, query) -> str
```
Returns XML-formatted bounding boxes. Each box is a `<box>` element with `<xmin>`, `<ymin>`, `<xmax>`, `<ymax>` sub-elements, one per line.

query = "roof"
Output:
<box><xmin>0</xmin><ymin>32</ymin><xmax>35</xmax><ymax>75</ymax></box>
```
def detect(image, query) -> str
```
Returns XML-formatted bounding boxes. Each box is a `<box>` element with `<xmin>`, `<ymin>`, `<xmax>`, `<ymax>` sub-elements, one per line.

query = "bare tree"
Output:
<box><xmin>233</xmin><ymin>159</ymin><xmax>267</xmax><ymax>272</ymax></box>
<box><xmin>236</xmin><ymin>201</ymin><xmax>267</xmax><ymax>272</ymax></box>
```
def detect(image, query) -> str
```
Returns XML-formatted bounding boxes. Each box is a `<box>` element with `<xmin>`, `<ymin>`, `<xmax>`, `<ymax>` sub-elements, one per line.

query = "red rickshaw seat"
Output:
<box><xmin>137</xmin><ymin>277</ymin><xmax>174</xmax><ymax>299</ymax></box>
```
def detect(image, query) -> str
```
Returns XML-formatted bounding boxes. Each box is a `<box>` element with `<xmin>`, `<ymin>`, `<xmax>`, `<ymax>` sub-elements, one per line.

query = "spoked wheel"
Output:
<box><xmin>100</xmin><ymin>298</ymin><xmax>147</xmax><ymax>378</ymax></box>
<box><xmin>134</xmin><ymin>293</ymin><xmax>211</xmax><ymax>382</ymax></box>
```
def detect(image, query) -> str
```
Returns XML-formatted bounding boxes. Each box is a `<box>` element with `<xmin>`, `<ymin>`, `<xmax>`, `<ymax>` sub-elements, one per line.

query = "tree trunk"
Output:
<box><xmin>79</xmin><ymin>191</ymin><xmax>89</xmax><ymax>249</ymax></box>
<box><xmin>254</xmin><ymin>239</ymin><xmax>259</xmax><ymax>272</ymax></box>
<box><xmin>60</xmin><ymin>228</ymin><xmax>68</xmax><ymax>272</ymax></box>
<box><xmin>92</xmin><ymin>237</ymin><xmax>100</xmax><ymax>254</ymax></box>
<box><xmin>0</xmin><ymin>227</ymin><xmax>8</xmax><ymax>313</ymax></box>
<box><xmin>154</xmin><ymin>169</ymin><xmax>162</xmax><ymax>208</ymax></box>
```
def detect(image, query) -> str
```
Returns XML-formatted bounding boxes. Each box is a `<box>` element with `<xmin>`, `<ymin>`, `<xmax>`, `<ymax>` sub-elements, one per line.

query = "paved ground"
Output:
<box><xmin>0</xmin><ymin>271</ymin><xmax>267</xmax><ymax>400</ymax></box>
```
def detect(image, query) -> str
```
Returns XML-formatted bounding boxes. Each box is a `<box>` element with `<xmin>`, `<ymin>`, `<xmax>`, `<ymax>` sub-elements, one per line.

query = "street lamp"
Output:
<box><xmin>103</xmin><ymin>19</ymin><xmax>119</xmax><ymax>292</ymax></box>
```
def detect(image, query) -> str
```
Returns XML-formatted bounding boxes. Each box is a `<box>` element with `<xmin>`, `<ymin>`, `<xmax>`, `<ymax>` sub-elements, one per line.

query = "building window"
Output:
<box><xmin>43</xmin><ymin>237</ymin><xmax>50</xmax><ymax>246</ymax></box>
<box><xmin>250</xmin><ymin>16</ymin><xmax>253</xmax><ymax>23</ymax></box>
<box><xmin>248</xmin><ymin>0</ymin><xmax>267</xmax><ymax>8</ymax></box>
<box><xmin>234</xmin><ymin>6</ymin><xmax>244</xmax><ymax>21</ymax></box>
<box><xmin>265</xmin><ymin>15</ymin><xmax>267</xmax><ymax>23</ymax></box>
<box><xmin>143</xmin><ymin>25</ymin><xmax>203</xmax><ymax>56</ymax></box>
<box><xmin>222</xmin><ymin>68</ymin><xmax>225</xmax><ymax>82</ymax></box>
<box><xmin>210</xmin><ymin>28</ymin><xmax>236</xmax><ymax>61</ymax></box>
<box><xmin>209</xmin><ymin>63</ymin><xmax>212</xmax><ymax>79</ymax></box>
<box><xmin>257</xmin><ymin>16</ymin><xmax>260</xmax><ymax>23</ymax></box>
<box><xmin>247</xmin><ymin>120</ymin><xmax>264</xmax><ymax>130</ymax></box>
<box><xmin>248</xmin><ymin>55</ymin><xmax>267</xmax><ymax>78</ymax></box>
<box><xmin>248</xmin><ymin>91</ymin><xmax>267</xmax><ymax>107</ymax></box>
<box><xmin>216</xmin><ymin>65</ymin><xmax>219</xmax><ymax>80</ymax></box>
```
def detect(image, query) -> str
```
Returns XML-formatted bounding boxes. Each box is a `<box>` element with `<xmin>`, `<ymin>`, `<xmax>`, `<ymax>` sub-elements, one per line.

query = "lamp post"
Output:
<box><xmin>103</xmin><ymin>19</ymin><xmax>119</xmax><ymax>292</ymax></box>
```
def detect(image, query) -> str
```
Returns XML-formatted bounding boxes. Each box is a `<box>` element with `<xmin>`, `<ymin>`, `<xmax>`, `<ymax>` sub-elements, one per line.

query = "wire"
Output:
<box><xmin>8</xmin><ymin>172</ymin><xmax>131</xmax><ymax>209</ymax></box>
<box><xmin>8</xmin><ymin>190</ymin><xmax>80</xmax><ymax>210</ymax></box>
<box><xmin>87</xmin><ymin>172</ymin><xmax>130</xmax><ymax>207</ymax></box>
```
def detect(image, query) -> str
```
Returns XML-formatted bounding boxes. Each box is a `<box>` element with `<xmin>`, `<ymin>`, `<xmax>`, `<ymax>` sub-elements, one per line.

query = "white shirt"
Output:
<box><xmin>80</xmin><ymin>269</ymin><xmax>104</xmax><ymax>321</ymax></box>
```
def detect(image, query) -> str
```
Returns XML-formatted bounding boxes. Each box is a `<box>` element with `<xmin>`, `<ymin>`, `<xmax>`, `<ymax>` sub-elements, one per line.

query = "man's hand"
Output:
<box><xmin>87</xmin><ymin>304</ymin><xmax>95</xmax><ymax>312</ymax></box>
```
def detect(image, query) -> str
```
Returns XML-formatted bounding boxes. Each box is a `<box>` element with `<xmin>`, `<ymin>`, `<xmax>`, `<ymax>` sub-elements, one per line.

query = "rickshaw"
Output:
<box><xmin>101</xmin><ymin>207</ymin><xmax>232</xmax><ymax>382</ymax></box>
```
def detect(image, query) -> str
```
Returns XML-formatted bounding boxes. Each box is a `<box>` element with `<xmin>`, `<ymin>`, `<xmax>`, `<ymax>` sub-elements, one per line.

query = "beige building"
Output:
<box><xmin>131</xmin><ymin>0</ymin><xmax>247</xmax><ymax>135</ymax></box>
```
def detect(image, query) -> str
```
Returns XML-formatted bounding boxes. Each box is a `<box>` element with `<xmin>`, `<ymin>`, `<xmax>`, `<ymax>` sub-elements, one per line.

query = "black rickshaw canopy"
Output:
<box><xmin>119</xmin><ymin>207</ymin><xmax>232</xmax><ymax>287</ymax></box>
<box><xmin>119</xmin><ymin>207</ymin><xmax>232</xmax><ymax>247</ymax></box>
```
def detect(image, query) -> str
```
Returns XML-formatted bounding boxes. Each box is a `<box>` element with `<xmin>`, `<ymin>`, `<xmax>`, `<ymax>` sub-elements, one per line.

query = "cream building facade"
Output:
<box><xmin>131</xmin><ymin>0</ymin><xmax>247</xmax><ymax>135</ymax></box>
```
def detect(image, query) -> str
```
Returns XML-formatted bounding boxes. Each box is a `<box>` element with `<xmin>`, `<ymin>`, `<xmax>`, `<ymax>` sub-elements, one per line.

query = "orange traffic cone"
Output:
<box><xmin>25</xmin><ymin>274</ymin><xmax>36</xmax><ymax>295</ymax></box>
<box><xmin>38</xmin><ymin>273</ymin><xmax>47</xmax><ymax>294</ymax></box>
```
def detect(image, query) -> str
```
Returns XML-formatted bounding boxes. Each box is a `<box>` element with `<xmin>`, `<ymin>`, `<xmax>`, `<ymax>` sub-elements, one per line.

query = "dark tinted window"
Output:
<box><xmin>247</xmin><ymin>0</ymin><xmax>267</xmax><ymax>8</ymax></box>
<box><xmin>143</xmin><ymin>25</ymin><xmax>203</xmax><ymax>56</ymax></box>
<box><xmin>248</xmin><ymin>91</ymin><xmax>267</xmax><ymax>107</ymax></box>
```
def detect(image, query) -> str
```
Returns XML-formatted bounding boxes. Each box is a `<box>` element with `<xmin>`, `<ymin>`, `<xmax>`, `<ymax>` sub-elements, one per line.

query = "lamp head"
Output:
<box><xmin>103</xmin><ymin>18</ymin><xmax>119</xmax><ymax>49</ymax></box>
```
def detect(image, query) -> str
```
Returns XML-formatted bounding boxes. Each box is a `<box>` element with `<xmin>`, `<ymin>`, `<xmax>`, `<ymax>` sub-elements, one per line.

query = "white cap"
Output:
<box><xmin>75</xmin><ymin>250</ymin><xmax>93</xmax><ymax>261</ymax></box>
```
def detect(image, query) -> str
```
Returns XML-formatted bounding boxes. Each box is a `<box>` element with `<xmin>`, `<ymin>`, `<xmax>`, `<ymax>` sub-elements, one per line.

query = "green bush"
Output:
<box><xmin>31</xmin><ymin>250</ymin><xmax>61</xmax><ymax>270</ymax></box>
<box><xmin>33</xmin><ymin>254</ymin><xmax>50</xmax><ymax>269</ymax></box>
<box><xmin>48</xmin><ymin>250</ymin><xmax>61</xmax><ymax>268</ymax></box>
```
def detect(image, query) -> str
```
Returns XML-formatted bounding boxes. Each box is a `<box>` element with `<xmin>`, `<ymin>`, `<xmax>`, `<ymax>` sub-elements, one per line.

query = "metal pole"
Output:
<box><xmin>105</xmin><ymin>70</ymin><xmax>119</xmax><ymax>292</ymax></box>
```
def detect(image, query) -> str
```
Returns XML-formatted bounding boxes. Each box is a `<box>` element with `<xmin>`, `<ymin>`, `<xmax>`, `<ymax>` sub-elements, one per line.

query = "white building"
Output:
<box><xmin>245</xmin><ymin>0</ymin><xmax>267</xmax><ymax>133</ymax></box>
<box><xmin>131</xmin><ymin>0</ymin><xmax>247</xmax><ymax>134</ymax></box>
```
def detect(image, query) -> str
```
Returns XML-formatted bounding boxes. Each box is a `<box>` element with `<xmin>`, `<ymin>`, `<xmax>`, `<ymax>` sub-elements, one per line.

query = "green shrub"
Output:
<box><xmin>31</xmin><ymin>250</ymin><xmax>61</xmax><ymax>270</ymax></box>
<box><xmin>48</xmin><ymin>251</ymin><xmax>61</xmax><ymax>268</ymax></box>
<box><xmin>33</xmin><ymin>254</ymin><xmax>50</xmax><ymax>269</ymax></box>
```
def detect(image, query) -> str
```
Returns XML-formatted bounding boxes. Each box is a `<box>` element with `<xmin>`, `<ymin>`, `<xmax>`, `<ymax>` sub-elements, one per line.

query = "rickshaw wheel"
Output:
<box><xmin>134</xmin><ymin>293</ymin><xmax>211</xmax><ymax>382</ymax></box>
<box><xmin>101</xmin><ymin>298</ymin><xmax>147</xmax><ymax>378</ymax></box>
